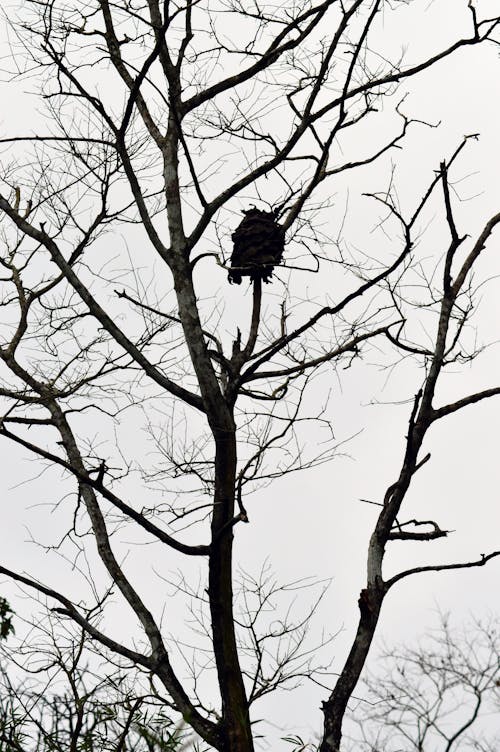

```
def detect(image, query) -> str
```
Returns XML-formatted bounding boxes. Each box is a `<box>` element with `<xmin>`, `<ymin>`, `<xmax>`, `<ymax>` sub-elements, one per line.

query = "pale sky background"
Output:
<box><xmin>0</xmin><ymin>0</ymin><xmax>500</xmax><ymax>747</ymax></box>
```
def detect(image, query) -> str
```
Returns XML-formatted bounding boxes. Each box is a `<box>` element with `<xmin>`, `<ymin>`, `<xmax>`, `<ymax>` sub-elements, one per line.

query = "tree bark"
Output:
<box><xmin>169</xmin><ymin>237</ymin><xmax>253</xmax><ymax>752</ymax></box>
<box><xmin>209</xmin><ymin>428</ymin><xmax>254</xmax><ymax>752</ymax></box>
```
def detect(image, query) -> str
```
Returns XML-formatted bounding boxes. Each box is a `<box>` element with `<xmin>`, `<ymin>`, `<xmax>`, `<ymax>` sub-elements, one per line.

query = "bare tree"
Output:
<box><xmin>347</xmin><ymin>614</ymin><xmax>500</xmax><ymax>752</ymax></box>
<box><xmin>0</xmin><ymin>619</ymin><xmax>192</xmax><ymax>752</ymax></box>
<box><xmin>0</xmin><ymin>2</ymin><xmax>499</xmax><ymax>751</ymax></box>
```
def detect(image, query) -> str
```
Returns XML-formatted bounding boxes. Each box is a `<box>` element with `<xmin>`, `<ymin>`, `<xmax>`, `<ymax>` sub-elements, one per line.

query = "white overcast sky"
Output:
<box><xmin>0</xmin><ymin>0</ymin><xmax>500</xmax><ymax>745</ymax></box>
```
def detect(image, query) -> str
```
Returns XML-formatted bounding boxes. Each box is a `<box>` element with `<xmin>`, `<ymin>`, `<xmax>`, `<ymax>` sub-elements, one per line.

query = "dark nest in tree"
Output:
<box><xmin>228</xmin><ymin>208</ymin><xmax>285</xmax><ymax>284</ymax></box>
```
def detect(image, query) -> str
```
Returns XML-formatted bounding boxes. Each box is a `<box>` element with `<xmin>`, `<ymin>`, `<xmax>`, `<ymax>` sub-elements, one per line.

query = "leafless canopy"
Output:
<box><xmin>0</xmin><ymin>1</ymin><xmax>499</xmax><ymax>751</ymax></box>
<box><xmin>348</xmin><ymin>614</ymin><xmax>500</xmax><ymax>752</ymax></box>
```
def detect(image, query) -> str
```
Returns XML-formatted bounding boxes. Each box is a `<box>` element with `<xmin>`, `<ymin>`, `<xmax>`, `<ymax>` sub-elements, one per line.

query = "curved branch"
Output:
<box><xmin>432</xmin><ymin>387</ymin><xmax>500</xmax><ymax>421</ymax></box>
<box><xmin>386</xmin><ymin>551</ymin><xmax>500</xmax><ymax>590</ymax></box>
<box><xmin>0</xmin><ymin>197</ymin><xmax>204</xmax><ymax>413</ymax></box>
<box><xmin>0</xmin><ymin>425</ymin><xmax>209</xmax><ymax>557</ymax></box>
<box><xmin>0</xmin><ymin>563</ymin><xmax>149</xmax><ymax>667</ymax></box>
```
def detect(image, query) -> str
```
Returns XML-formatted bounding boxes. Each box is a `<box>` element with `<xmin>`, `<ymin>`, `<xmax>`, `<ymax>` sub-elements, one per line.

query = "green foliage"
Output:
<box><xmin>134</xmin><ymin>716</ymin><xmax>189</xmax><ymax>751</ymax></box>
<box><xmin>0</xmin><ymin>676</ymin><xmax>193</xmax><ymax>752</ymax></box>
<box><xmin>282</xmin><ymin>734</ymin><xmax>317</xmax><ymax>751</ymax></box>
<box><xmin>0</xmin><ymin>599</ymin><xmax>14</xmax><ymax>641</ymax></box>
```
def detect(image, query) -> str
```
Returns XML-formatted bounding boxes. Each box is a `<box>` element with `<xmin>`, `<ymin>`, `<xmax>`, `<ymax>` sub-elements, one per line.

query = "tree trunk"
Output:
<box><xmin>320</xmin><ymin>585</ymin><xmax>384</xmax><ymax>752</ymax></box>
<box><xmin>170</xmin><ymin>253</ymin><xmax>253</xmax><ymax>751</ymax></box>
<box><xmin>209</xmin><ymin>429</ymin><xmax>254</xmax><ymax>752</ymax></box>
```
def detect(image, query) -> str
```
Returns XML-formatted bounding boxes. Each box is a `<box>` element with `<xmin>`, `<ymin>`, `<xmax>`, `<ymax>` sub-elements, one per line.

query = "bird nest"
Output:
<box><xmin>228</xmin><ymin>208</ymin><xmax>285</xmax><ymax>284</ymax></box>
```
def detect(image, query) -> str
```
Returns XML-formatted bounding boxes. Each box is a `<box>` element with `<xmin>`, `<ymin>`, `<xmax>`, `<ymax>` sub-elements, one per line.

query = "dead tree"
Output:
<box><xmin>0</xmin><ymin>2</ymin><xmax>499</xmax><ymax>752</ymax></box>
<box><xmin>347</xmin><ymin>614</ymin><xmax>500</xmax><ymax>752</ymax></box>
